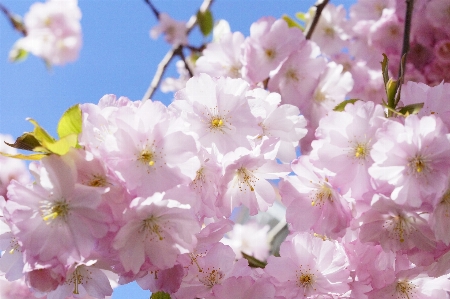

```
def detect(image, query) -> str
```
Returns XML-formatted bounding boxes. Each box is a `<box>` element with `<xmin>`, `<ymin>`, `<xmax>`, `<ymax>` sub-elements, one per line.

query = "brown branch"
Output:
<box><xmin>305</xmin><ymin>0</ymin><xmax>330</xmax><ymax>40</ymax></box>
<box><xmin>397</xmin><ymin>0</ymin><xmax>414</xmax><ymax>81</ymax></box>
<box><xmin>0</xmin><ymin>2</ymin><xmax>27</xmax><ymax>35</ymax></box>
<box><xmin>141</xmin><ymin>0</ymin><xmax>214</xmax><ymax>102</ymax></box>
<box><xmin>177</xmin><ymin>47</ymin><xmax>194</xmax><ymax>77</ymax></box>
<box><xmin>143</xmin><ymin>0</ymin><xmax>160</xmax><ymax>19</ymax></box>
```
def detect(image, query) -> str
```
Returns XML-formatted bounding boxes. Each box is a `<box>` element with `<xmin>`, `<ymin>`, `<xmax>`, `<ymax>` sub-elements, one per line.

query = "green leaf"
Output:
<box><xmin>28</xmin><ymin>118</ymin><xmax>56</xmax><ymax>146</ymax></box>
<box><xmin>398</xmin><ymin>103</ymin><xmax>424</xmax><ymax>116</ymax></box>
<box><xmin>386</xmin><ymin>78</ymin><xmax>398</xmax><ymax>109</ymax></box>
<box><xmin>241</xmin><ymin>252</ymin><xmax>267</xmax><ymax>268</ymax></box>
<box><xmin>9</xmin><ymin>48</ymin><xmax>28</xmax><ymax>63</ymax></box>
<box><xmin>197</xmin><ymin>9</ymin><xmax>214</xmax><ymax>36</ymax></box>
<box><xmin>380</xmin><ymin>53</ymin><xmax>389</xmax><ymax>86</ymax></box>
<box><xmin>42</xmin><ymin>134</ymin><xmax>78</xmax><ymax>156</ymax></box>
<box><xmin>295</xmin><ymin>12</ymin><xmax>307</xmax><ymax>21</ymax></box>
<box><xmin>57</xmin><ymin>104</ymin><xmax>82</xmax><ymax>139</ymax></box>
<box><xmin>333</xmin><ymin>99</ymin><xmax>360</xmax><ymax>112</ymax></box>
<box><xmin>151</xmin><ymin>291</ymin><xmax>171</xmax><ymax>299</ymax></box>
<box><xmin>4</xmin><ymin>132</ymin><xmax>42</xmax><ymax>151</ymax></box>
<box><xmin>0</xmin><ymin>152</ymin><xmax>48</xmax><ymax>160</ymax></box>
<box><xmin>282</xmin><ymin>14</ymin><xmax>303</xmax><ymax>29</ymax></box>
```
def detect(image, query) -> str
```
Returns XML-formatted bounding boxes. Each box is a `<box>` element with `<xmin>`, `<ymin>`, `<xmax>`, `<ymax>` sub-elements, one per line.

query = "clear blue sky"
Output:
<box><xmin>0</xmin><ymin>1</ymin><xmax>354</xmax><ymax>298</ymax></box>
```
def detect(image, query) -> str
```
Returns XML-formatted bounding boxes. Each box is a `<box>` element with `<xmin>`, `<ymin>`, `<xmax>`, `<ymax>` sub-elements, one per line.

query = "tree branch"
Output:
<box><xmin>0</xmin><ymin>2</ymin><xmax>27</xmax><ymax>35</ymax></box>
<box><xmin>305</xmin><ymin>0</ymin><xmax>330</xmax><ymax>40</ymax></box>
<box><xmin>177</xmin><ymin>47</ymin><xmax>194</xmax><ymax>77</ymax></box>
<box><xmin>143</xmin><ymin>0</ymin><xmax>160</xmax><ymax>19</ymax></box>
<box><xmin>141</xmin><ymin>0</ymin><xmax>214</xmax><ymax>102</ymax></box>
<box><xmin>397</xmin><ymin>0</ymin><xmax>414</xmax><ymax>81</ymax></box>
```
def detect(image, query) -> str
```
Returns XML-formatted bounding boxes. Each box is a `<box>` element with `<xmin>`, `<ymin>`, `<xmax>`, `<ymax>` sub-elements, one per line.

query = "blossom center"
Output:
<box><xmin>199</xmin><ymin>268</ymin><xmax>224</xmax><ymax>288</ymax></box>
<box><xmin>354</xmin><ymin>143</ymin><xmax>368</xmax><ymax>159</ymax></box>
<box><xmin>407</xmin><ymin>154</ymin><xmax>429</xmax><ymax>175</ymax></box>
<box><xmin>299</xmin><ymin>273</ymin><xmax>314</xmax><ymax>287</ymax></box>
<box><xmin>211</xmin><ymin>117</ymin><xmax>224</xmax><ymax>128</ymax></box>
<box><xmin>311</xmin><ymin>183</ymin><xmax>333</xmax><ymax>207</ymax></box>
<box><xmin>66</xmin><ymin>267</ymin><xmax>91</xmax><ymax>295</ymax></box>
<box><xmin>314</xmin><ymin>91</ymin><xmax>327</xmax><ymax>103</ymax></box>
<box><xmin>265</xmin><ymin>48</ymin><xmax>276</xmax><ymax>60</ymax></box>
<box><xmin>384</xmin><ymin>214</ymin><xmax>413</xmax><ymax>243</ymax></box>
<box><xmin>88</xmin><ymin>174</ymin><xmax>108</xmax><ymax>187</ymax></box>
<box><xmin>323</xmin><ymin>27</ymin><xmax>335</xmax><ymax>37</ymax></box>
<box><xmin>140</xmin><ymin>216</ymin><xmax>164</xmax><ymax>240</ymax></box>
<box><xmin>236</xmin><ymin>167</ymin><xmax>257</xmax><ymax>192</ymax></box>
<box><xmin>395</xmin><ymin>280</ymin><xmax>416</xmax><ymax>298</ymax></box>
<box><xmin>286</xmin><ymin>69</ymin><xmax>299</xmax><ymax>81</ymax></box>
<box><xmin>41</xmin><ymin>199</ymin><xmax>70</xmax><ymax>222</ymax></box>
<box><xmin>139</xmin><ymin>149</ymin><xmax>156</xmax><ymax>166</ymax></box>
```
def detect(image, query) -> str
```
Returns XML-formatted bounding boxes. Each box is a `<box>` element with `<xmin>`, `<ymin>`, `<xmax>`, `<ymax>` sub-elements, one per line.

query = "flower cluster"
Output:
<box><xmin>1</xmin><ymin>0</ymin><xmax>450</xmax><ymax>298</ymax></box>
<box><xmin>10</xmin><ymin>0</ymin><xmax>82</xmax><ymax>65</ymax></box>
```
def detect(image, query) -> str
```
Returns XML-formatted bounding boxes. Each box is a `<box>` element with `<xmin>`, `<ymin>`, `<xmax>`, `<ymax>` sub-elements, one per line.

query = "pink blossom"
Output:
<box><xmin>219</xmin><ymin>146</ymin><xmax>289</xmax><ymax>216</ymax></box>
<box><xmin>368</xmin><ymin>8</ymin><xmax>403</xmax><ymax>56</ymax></box>
<box><xmin>265</xmin><ymin>232</ymin><xmax>351</xmax><ymax>298</ymax></box>
<box><xmin>280</xmin><ymin>156</ymin><xmax>352</xmax><ymax>239</ymax></box>
<box><xmin>150</xmin><ymin>12</ymin><xmax>188</xmax><ymax>45</ymax></box>
<box><xmin>304</xmin><ymin>3</ymin><xmax>349</xmax><ymax>56</ymax></box>
<box><xmin>242</xmin><ymin>17</ymin><xmax>304</xmax><ymax>84</ymax></box>
<box><xmin>425</xmin><ymin>0</ymin><xmax>450</xmax><ymax>35</ymax></box>
<box><xmin>400</xmin><ymin>81</ymin><xmax>450</xmax><ymax>131</ymax></box>
<box><xmin>369</xmin><ymin>115</ymin><xmax>450</xmax><ymax>207</ymax></box>
<box><xmin>172</xmin><ymin>73</ymin><xmax>260</xmax><ymax>153</ymax></box>
<box><xmin>247</xmin><ymin>88</ymin><xmax>307</xmax><ymax>162</ymax></box>
<box><xmin>358</xmin><ymin>194</ymin><xmax>436</xmax><ymax>252</ymax></box>
<box><xmin>113</xmin><ymin>193</ymin><xmax>200</xmax><ymax>274</ymax></box>
<box><xmin>221</xmin><ymin>221</ymin><xmax>270</xmax><ymax>261</ymax></box>
<box><xmin>310</xmin><ymin>100</ymin><xmax>386</xmax><ymax>198</ymax></box>
<box><xmin>103</xmin><ymin>100</ymin><xmax>200</xmax><ymax>196</ymax></box>
<box><xmin>46</xmin><ymin>264</ymin><xmax>113</xmax><ymax>299</ymax></box>
<box><xmin>213</xmin><ymin>276</ymin><xmax>275</xmax><ymax>299</ymax></box>
<box><xmin>367</xmin><ymin>267</ymin><xmax>450</xmax><ymax>299</ymax></box>
<box><xmin>267</xmin><ymin>40</ymin><xmax>326</xmax><ymax>108</ymax></box>
<box><xmin>300</xmin><ymin>61</ymin><xmax>354</xmax><ymax>154</ymax></box>
<box><xmin>5</xmin><ymin>154</ymin><xmax>109</xmax><ymax>267</ymax></box>
<box><xmin>174</xmin><ymin>242</ymin><xmax>251</xmax><ymax>299</ymax></box>
<box><xmin>15</xmin><ymin>0</ymin><xmax>82</xmax><ymax>65</ymax></box>
<box><xmin>195</xmin><ymin>31</ymin><xmax>245</xmax><ymax>78</ymax></box>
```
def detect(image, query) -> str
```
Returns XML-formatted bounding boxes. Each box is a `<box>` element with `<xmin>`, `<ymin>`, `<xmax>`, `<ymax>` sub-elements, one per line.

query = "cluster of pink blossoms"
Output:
<box><xmin>1</xmin><ymin>0</ymin><xmax>450</xmax><ymax>298</ymax></box>
<box><xmin>10</xmin><ymin>0</ymin><xmax>82</xmax><ymax>65</ymax></box>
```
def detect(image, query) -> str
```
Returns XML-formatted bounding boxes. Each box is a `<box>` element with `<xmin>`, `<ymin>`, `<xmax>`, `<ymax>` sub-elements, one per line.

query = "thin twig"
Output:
<box><xmin>0</xmin><ymin>2</ymin><xmax>27</xmax><ymax>35</ymax></box>
<box><xmin>305</xmin><ymin>0</ymin><xmax>330</xmax><ymax>40</ymax></box>
<box><xmin>141</xmin><ymin>0</ymin><xmax>214</xmax><ymax>102</ymax></box>
<box><xmin>397</xmin><ymin>0</ymin><xmax>414</xmax><ymax>81</ymax></box>
<box><xmin>143</xmin><ymin>0</ymin><xmax>160</xmax><ymax>19</ymax></box>
<box><xmin>177</xmin><ymin>47</ymin><xmax>194</xmax><ymax>77</ymax></box>
<box><xmin>142</xmin><ymin>46</ymin><xmax>179</xmax><ymax>102</ymax></box>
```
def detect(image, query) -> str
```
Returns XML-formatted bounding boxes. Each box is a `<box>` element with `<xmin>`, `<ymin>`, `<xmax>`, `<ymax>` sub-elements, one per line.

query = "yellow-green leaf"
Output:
<box><xmin>57</xmin><ymin>104</ymin><xmax>82</xmax><ymax>139</ymax></box>
<box><xmin>9</xmin><ymin>48</ymin><xmax>28</xmax><ymax>63</ymax></box>
<box><xmin>282</xmin><ymin>14</ymin><xmax>303</xmax><ymax>29</ymax></box>
<box><xmin>398</xmin><ymin>103</ymin><xmax>424</xmax><ymax>116</ymax></box>
<box><xmin>295</xmin><ymin>12</ymin><xmax>307</xmax><ymax>21</ymax></box>
<box><xmin>333</xmin><ymin>99</ymin><xmax>360</xmax><ymax>111</ymax></box>
<box><xmin>197</xmin><ymin>9</ymin><xmax>213</xmax><ymax>36</ymax></box>
<box><xmin>42</xmin><ymin>134</ymin><xmax>78</xmax><ymax>156</ymax></box>
<box><xmin>151</xmin><ymin>291</ymin><xmax>171</xmax><ymax>299</ymax></box>
<box><xmin>27</xmin><ymin>118</ymin><xmax>56</xmax><ymax>145</ymax></box>
<box><xmin>0</xmin><ymin>152</ymin><xmax>48</xmax><ymax>160</ymax></box>
<box><xmin>4</xmin><ymin>132</ymin><xmax>42</xmax><ymax>151</ymax></box>
<box><xmin>380</xmin><ymin>53</ymin><xmax>389</xmax><ymax>86</ymax></box>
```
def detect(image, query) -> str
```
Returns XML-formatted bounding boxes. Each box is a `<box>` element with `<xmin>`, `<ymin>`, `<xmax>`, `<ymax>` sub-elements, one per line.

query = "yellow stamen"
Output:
<box><xmin>211</xmin><ymin>118</ymin><xmax>224</xmax><ymax>128</ymax></box>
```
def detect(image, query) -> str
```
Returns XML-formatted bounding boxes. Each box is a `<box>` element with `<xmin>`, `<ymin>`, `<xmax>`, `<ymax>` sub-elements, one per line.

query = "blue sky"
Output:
<box><xmin>0</xmin><ymin>0</ymin><xmax>354</xmax><ymax>298</ymax></box>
